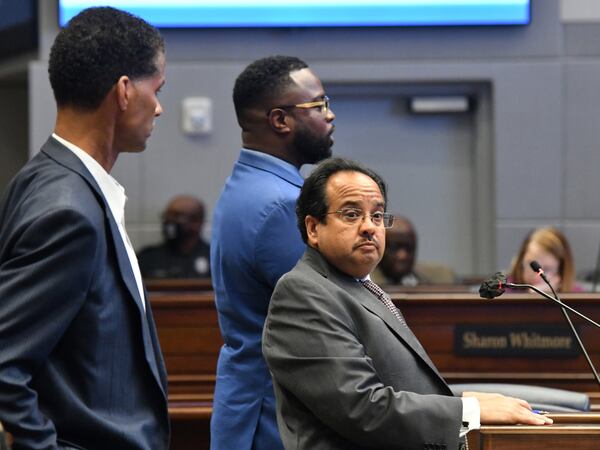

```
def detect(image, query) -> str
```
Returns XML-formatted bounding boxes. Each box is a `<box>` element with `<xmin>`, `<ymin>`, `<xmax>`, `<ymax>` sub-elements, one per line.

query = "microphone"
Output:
<box><xmin>528</xmin><ymin>260</ymin><xmax>600</xmax><ymax>389</ymax></box>
<box><xmin>479</xmin><ymin>272</ymin><xmax>600</xmax><ymax>328</ymax></box>
<box><xmin>478</xmin><ymin>272</ymin><xmax>517</xmax><ymax>299</ymax></box>
<box><xmin>480</xmin><ymin>264</ymin><xmax>600</xmax><ymax>389</ymax></box>
<box><xmin>529</xmin><ymin>260</ymin><xmax>551</xmax><ymax>286</ymax></box>
<box><xmin>529</xmin><ymin>260</ymin><xmax>545</xmax><ymax>278</ymax></box>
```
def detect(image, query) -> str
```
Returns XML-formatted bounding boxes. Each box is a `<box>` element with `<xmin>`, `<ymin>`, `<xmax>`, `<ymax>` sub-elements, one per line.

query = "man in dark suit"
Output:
<box><xmin>263</xmin><ymin>158</ymin><xmax>551</xmax><ymax>450</ymax></box>
<box><xmin>0</xmin><ymin>7</ymin><xmax>169</xmax><ymax>449</ymax></box>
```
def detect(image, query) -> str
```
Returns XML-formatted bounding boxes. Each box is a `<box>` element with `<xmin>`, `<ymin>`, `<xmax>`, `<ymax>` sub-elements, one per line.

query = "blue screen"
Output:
<box><xmin>58</xmin><ymin>1</ymin><xmax>531</xmax><ymax>28</ymax></box>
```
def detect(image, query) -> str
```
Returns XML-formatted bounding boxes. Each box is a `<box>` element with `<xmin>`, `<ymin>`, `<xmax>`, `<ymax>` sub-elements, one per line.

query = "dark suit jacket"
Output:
<box><xmin>263</xmin><ymin>247</ymin><xmax>463</xmax><ymax>450</ymax></box>
<box><xmin>0</xmin><ymin>137</ymin><xmax>169</xmax><ymax>449</ymax></box>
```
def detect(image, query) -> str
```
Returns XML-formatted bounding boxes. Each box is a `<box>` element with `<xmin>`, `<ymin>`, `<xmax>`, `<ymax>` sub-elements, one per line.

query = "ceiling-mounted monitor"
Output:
<box><xmin>58</xmin><ymin>1</ymin><xmax>531</xmax><ymax>28</ymax></box>
<box><xmin>0</xmin><ymin>0</ymin><xmax>37</xmax><ymax>60</ymax></box>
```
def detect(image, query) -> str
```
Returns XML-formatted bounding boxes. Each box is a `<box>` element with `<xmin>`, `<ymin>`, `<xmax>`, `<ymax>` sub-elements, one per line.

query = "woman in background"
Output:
<box><xmin>509</xmin><ymin>227</ymin><xmax>578</xmax><ymax>292</ymax></box>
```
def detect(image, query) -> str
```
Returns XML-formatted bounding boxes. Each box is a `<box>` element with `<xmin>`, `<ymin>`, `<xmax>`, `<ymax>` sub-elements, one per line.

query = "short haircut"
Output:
<box><xmin>233</xmin><ymin>55</ymin><xmax>308</xmax><ymax>124</ymax></box>
<box><xmin>48</xmin><ymin>7</ymin><xmax>164</xmax><ymax>110</ymax></box>
<box><xmin>296</xmin><ymin>158</ymin><xmax>388</xmax><ymax>243</ymax></box>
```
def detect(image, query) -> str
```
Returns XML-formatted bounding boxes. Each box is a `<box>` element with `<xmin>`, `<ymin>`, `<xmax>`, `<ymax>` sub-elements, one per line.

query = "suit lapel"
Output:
<box><xmin>304</xmin><ymin>247</ymin><xmax>449</xmax><ymax>389</ymax></box>
<box><xmin>42</xmin><ymin>139</ymin><xmax>145</xmax><ymax>311</ymax></box>
<box><xmin>41</xmin><ymin>138</ymin><xmax>166</xmax><ymax>391</ymax></box>
<box><xmin>103</xmin><ymin>216</ymin><xmax>166</xmax><ymax>391</ymax></box>
<box><xmin>354</xmin><ymin>284</ymin><xmax>447</xmax><ymax>383</ymax></box>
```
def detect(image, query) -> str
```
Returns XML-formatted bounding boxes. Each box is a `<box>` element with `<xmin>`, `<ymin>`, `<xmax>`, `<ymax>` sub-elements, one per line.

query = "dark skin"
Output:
<box><xmin>54</xmin><ymin>52</ymin><xmax>166</xmax><ymax>172</ymax></box>
<box><xmin>162</xmin><ymin>196</ymin><xmax>205</xmax><ymax>255</ymax></box>
<box><xmin>379</xmin><ymin>217</ymin><xmax>417</xmax><ymax>283</ymax></box>
<box><xmin>239</xmin><ymin>68</ymin><xmax>335</xmax><ymax>169</ymax></box>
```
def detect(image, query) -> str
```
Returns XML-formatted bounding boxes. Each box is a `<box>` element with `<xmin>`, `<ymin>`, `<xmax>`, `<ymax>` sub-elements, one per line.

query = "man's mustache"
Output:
<box><xmin>354</xmin><ymin>235</ymin><xmax>380</xmax><ymax>249</ymax></box>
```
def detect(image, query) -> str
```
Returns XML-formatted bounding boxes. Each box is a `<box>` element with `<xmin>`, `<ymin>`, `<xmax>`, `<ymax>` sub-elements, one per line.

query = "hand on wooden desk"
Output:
<box><xmin>463</xmin><ymin>391</ymin><xmax>554</xmax><ymax>426</ymax></box>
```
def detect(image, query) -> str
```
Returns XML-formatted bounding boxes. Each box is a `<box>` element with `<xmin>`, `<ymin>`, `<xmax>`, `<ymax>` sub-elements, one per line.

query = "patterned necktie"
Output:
<box><xmin>360</xmin><ymin>279</ymin><xmax>406</xmax><ymax>326</ymax></box>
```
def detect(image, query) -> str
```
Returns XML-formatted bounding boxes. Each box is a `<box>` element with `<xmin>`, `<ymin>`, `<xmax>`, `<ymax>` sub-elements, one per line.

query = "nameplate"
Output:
<box><xmin>454</xmin><ymin>324</ymin><xmax>578</xmax><ymax>357</ymax></box>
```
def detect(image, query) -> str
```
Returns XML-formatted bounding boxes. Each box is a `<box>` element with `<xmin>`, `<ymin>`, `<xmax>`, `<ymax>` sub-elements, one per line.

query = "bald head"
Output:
<box><xmin>379</xmin><ymin>216</ymin><xmax>417</xmax><ymax>282</ymax></box>
<box><xmin>164</xmin><ymin>195</ymin><xmax>205</xmax><ymax>223</ymax></box>
<box><xmin>388</xmin><ymin>217</ymin><xmax>415</xmax><ymax>239</ymax></box>
<box><xmin>162</xmin><ymin>195</ymin><xmax>205</xmax><ymax>253</ymax></box>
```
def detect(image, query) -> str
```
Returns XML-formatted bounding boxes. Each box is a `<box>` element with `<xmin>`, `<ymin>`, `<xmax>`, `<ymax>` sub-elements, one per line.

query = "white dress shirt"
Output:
<box><xmin>52</xmin><ymin>133</ymin><xmax>146</xmax><ymax>311</ymax></box>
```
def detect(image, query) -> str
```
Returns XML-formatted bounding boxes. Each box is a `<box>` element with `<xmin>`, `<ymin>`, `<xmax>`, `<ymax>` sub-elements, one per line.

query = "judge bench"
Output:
<box><xmin>148</xmin><ymin>281</ymin><xmax>600</xmax><ymax>448</ymax></box>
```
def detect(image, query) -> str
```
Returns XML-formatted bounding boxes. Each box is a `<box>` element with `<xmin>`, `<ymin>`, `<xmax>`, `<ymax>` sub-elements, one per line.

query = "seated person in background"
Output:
<box><xmin>509</xmin><ymin>226</ymin><xmax>579</xmax><ymax>292</ymax></box>
<box><xmin>372</xmin><ymin>215</ymin><xmax>455</xmax><ymax>286</ymax></box>
<box><xmin>138</xmin><ymin>195</ymin><xmax>210</xmax><ymax>278</ymax></box>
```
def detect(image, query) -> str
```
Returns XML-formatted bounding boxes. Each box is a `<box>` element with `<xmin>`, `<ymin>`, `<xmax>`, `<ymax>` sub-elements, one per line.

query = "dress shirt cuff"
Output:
<box><xmin>460</xmin><ymin>396</ymin><xmax>481</xmax><ymax>437</ymax></box>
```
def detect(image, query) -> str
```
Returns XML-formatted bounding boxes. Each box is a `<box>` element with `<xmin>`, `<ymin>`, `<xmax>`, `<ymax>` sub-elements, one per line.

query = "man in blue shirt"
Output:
<box><xmin>210</xmin><ymin>55</ymin><xmax>335</xmax><ymax>449</ymax></box>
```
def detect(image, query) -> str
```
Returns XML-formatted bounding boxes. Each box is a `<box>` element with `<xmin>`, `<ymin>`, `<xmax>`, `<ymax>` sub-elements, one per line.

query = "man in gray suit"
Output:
<box><xmin>0</xmin><ymin>7</ymin><xmax>168</xmax><ymax>449</ymax></box>
<box><xmin>263</xmin><ymin>158</ymin><xmax>551</xmax><ymax>450</ymax></box>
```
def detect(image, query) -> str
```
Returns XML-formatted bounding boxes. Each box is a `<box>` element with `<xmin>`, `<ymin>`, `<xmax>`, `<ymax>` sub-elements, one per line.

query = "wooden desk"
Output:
<box><xmin>169</xmin><ymin>402</ymin><xmax>211</xmax><ymax>450</ymax></box>
<box><xmin>152</xmin><ymin>292</ymin><xmax>220</xmax><ymax>396</ymax></box>
<box><xmin>145</xmin><ymin>278</ymin><xmax>212</xmax><ymax>292</ymax></box>
<box><xmin>150</xmin><ymin>291</ymin><xmax>600</xmax><ymax>399</ymax></box>
<box><xmin>470</xmin><ymin>413</ymin><xmax>600</xmax><ymax>450</ymax></box>
<box><xmin>150</xmin><ymin>291</ymin><xmax>600</xmax><ymax>449</ymax></box>
<box><xmin>394</xmin><ymin>292</ymin><xmax>600</xmax><ymax>394</ymax></box>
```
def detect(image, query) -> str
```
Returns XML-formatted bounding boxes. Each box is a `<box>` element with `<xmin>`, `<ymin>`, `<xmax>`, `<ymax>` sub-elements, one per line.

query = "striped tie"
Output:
<box><xmin>360</xmin><ymin>279</ymin><xmax>406</xmax><ymax>326</ymax></box>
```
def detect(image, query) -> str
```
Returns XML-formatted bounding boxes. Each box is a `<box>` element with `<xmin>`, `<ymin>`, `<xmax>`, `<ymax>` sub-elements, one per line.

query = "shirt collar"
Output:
<box><xmin>52</xmin><ymin>133</ymin><xmax>127</xmax><ymax>225</ymax></box>
<box><xmin>239</xmin><ymin>148</ymin><xmax>304</xmax><ymax>187</ymax></box>
<box><xmin>241</xmin><ymin>147</ymin><xmax>298</xmax><ymax>172</ymax></box>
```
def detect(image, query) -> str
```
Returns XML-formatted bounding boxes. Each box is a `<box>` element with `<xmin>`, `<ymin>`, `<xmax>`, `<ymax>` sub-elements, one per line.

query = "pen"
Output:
<box><xmin>532</xmin><ymin>410</ymin><xmax>550</xmax><ymax>415</ymax></box>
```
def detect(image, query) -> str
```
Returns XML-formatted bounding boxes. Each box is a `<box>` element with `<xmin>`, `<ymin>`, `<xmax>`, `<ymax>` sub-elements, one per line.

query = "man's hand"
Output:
<box><xmin>463</xmin><ymin>391</ymin><xmax>553</xmax><ymax>425</ymax></box>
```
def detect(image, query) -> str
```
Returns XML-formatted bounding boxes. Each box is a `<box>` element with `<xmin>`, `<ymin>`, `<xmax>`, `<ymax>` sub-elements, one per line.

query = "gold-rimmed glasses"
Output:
<box><xmin>268</xmin><ymin>95</ymin><xmax>330</xmax><ymax>115</ymax></box>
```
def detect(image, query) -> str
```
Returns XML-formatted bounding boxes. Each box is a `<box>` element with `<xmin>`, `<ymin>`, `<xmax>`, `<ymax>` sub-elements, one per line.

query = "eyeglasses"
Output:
<box><xmin>270</xmin><ymin>95</ymin><xmax>330</xmax><ymax>115</ymax></box>
<box><xmin>326</xmin><ymin>207</ymin><xmax>394</xmax><ymax>228</ymax></box>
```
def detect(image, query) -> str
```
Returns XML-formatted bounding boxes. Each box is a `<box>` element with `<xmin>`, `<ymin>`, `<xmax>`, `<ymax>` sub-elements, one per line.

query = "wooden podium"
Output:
<box><xmin>469</xmin><ymin>413</ymin><xmax>600</xmax><ymax>450</ymax></box>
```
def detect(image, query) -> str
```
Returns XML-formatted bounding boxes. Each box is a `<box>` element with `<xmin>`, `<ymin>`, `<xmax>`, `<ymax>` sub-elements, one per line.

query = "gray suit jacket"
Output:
<box><xmin>0</xmin><ymin>137</ymin><xmax>169</xmax><ymax>449</ymax></box>
<box><xmin>263</xmin><ymin>247</ymin><xmax>463</xmax><ymax>450</ymax></box>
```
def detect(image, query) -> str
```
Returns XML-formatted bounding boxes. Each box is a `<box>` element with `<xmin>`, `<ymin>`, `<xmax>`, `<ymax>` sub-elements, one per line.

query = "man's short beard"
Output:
<box><xmin>293</xmin><ymin>126</ymin><xmax>333</xmax><ymax>165</ymax></box>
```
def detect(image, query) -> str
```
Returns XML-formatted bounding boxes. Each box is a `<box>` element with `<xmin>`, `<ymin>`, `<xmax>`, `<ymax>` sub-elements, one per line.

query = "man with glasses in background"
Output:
<box><xmin>263</xmin><ymin>157</ymin><xmax>552</xmax><ymax>450</ymax></box>
<box><xmin>210</xmin><ymin>55</ymin><xmax>335</xmax><ymax>449</ymax></box>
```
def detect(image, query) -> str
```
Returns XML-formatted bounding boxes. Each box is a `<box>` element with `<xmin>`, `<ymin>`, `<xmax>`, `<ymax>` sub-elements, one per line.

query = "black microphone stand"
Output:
<box><xmin>507</xmin><ymin>281</ymin><xmax>600</xmax><ymax>389</ymax></box>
